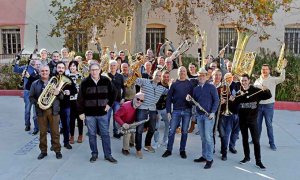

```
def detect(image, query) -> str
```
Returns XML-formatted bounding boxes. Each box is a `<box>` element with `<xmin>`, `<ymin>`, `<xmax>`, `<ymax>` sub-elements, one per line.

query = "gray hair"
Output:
<box><xmin>89</xmin><ymin>62</ymin><xmax>101</xmax><ymax>71</ymax></box>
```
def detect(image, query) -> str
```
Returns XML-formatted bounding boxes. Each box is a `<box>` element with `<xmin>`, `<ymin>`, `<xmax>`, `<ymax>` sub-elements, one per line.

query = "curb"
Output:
<box><xmin>0</xmin><ymin>90</ymin><xmax>299</xmax><ymax>111</ymax></box>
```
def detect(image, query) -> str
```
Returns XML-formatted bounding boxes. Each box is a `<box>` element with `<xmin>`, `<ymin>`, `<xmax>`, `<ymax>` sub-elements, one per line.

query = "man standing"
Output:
<box><xmin>48</xmin><ymin>51</ymin><xmax>61</xmax><ymax>77</ymax></box>
<box><xmin>189</xmin><ymin>67</ymin><xmax>219</xmax><ymax>169</ymax></box>
<box><xmin>231</xmin><ymin>74</ymin><xmax>272</xmax><ymax>170</ymax></box>
<box><xmin>77</xmin><ymin>63</ymin><xmax>117</xmax><ymax>163</ymax></box>
<box><xmin>162</xmin><ymin>67</ymin><xmax>194</xmax><ymax>159</ymax></box>
<box><xmin>254</xmin><ymin>63</ymin><xmax>286</xmax><ymax>151</ymax></box>
<box><xmin>29</xmin><ymin>65</ymin><xmax>63</xmax><ymax>160</ymax></box>
<box><xmin>114</xmin><ymin>93</ymin><xmax>145</xmax><ymax>156</ymax></box>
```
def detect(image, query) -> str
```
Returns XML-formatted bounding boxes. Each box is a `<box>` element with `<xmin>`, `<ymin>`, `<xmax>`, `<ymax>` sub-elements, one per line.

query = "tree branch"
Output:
<box><xmin>151</xmin><ymin>0</ymin><xmax>165</xmax><ymax>9</ymax></box>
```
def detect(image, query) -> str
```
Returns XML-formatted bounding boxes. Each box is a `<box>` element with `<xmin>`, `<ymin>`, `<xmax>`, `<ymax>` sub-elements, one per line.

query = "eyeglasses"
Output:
<box><xmin>136</xmin><ymin>98</ymin><xmax>144</xmax><ymax>102</ymax></box>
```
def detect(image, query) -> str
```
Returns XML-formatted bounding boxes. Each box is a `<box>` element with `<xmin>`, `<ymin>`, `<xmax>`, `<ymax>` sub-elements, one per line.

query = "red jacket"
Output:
<box><xmin>114</xmin><ymin>101</ymin><xmax>136</xmax><ymax>126</ymax></box>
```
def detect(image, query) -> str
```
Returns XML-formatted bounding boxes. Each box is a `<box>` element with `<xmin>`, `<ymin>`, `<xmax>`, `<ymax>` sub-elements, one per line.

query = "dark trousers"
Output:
<box><xmin>70</xmin><ymin>101</ymin><xmax>83</xmax><ymax>136</ymax></box>
<box><xmin>135</xmin><ymin>109</ymin><xmax>157</xmax><ymax>151</ymax></box>
<box><xmin>37</xmin><ymin>109</ymin><xmax>61</xmax><ymax>153</ymax></box>
<box><xmin>60</xmin><ymin>107</ymin><xmax>70</xmax><ymax>145</ymax></box>
<box><xmin>240</xmin><ymin>120</ymin><xmax>261</xmax><ymax>163</ymax></box>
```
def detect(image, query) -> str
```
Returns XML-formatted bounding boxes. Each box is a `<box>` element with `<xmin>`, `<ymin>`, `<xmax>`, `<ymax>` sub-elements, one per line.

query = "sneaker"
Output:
<box><xmin>113</xmin><ymin>133</ymin><xmax>121</xmax><ymax>139</ymax></box>
<box><xmin>162</xmin><ymin>150</ymin><xmax>172</xmax><ymax>158</ymax></box>
<box><xmin>194</xmin><ymin>156</ymin><xmax>206</xmax><ymax>163</ymax></box>
<box><xmin>221</xmin><ymin>154</ymin><xmax>227</xmax><ymax>161</ymax></box>
<box><xmin>256</xmin><ymin>161</ymin><xmax>266</xmax><ymax>170</ymax></box>
<box><xmin>122</xmin><ymin>149</ymin><xmax>130</xmax><ymax>156</ymax></box>
<box><xmin>56</xmin><ymin>152</ymin><xmax>62</xmax><ymax>159</ymax></box>
<box><xmin>180</xmin><ymin>151</ymin><xmax>187</xmax><ymax>159</ymax></box>
<box><xmin>204</xmin><ymin>160</ymin><xmax>213</xmax><ymax>169</ymax></box>
<box><xmin>37</xmin><ymin>153</ymin><xmax>47</xmax><ymax>160</ymax></box>
<box><xmin>105</xmin><ymin>156</ymin><xmax>118</xmax><ymax>164</ymax></box>
<box><xmin>144</xmin><ymin>146</ymin><xmax>155</xmax><ymax>153</ymax></box>
<box><xmin>90</xmin><ymin>156</ymin><xmax>98</xmax><ymax>163</ymax></box>
<box><xmin>239</xmin><ymin>158</ymin><xmax>251</xmax><ymax>164</ymax></box>
<box><xmin>229</xmin><ymin>147</ymin><xmax>237</xmax><ymax>154</ymax></box>
<box><xmin>32</xmin><ymin>130</ymin><xmax>39</xmax><ymax>135</ymax></box>
<box><xmin>152</xmin><ymin>142</ymin><xmax>160</xmax><ymax>149</ymax></box>
<box><xmin>270</xmin><ymin>144</ymin><xmax>277</xmax><ymax>151</ymax></box>
<box><xmin>136</xmin><ymin>150</ymin><xmax>143</xmax><ymax>159</ymax></box>
<box><xmin>195</xmin><ymin>131</ymin><xmax>200</xmax><ymax>135</ymax></box>
<box><xmin>25</xmin><ymin>126</ymin><xmax>30</xmax><ymax>131</ymax></box>
<box><xmin>64</xmin><ymin>144</ymin><xmax>72</xmax><ymax>149</ymax></box>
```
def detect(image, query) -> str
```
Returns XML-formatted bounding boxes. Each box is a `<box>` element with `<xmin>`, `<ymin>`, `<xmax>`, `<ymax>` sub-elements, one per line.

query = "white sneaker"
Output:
<box><xmin>152</xmin><ymin>142</ymin><xmax>160</xmax><ymax>149</ymax></box>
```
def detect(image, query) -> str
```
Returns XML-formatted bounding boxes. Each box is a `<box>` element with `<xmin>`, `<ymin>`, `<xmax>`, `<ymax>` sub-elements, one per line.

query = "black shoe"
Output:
<box><xmin>194</xmin><ymin>156</ymin><xmax>206</xmax><ymax>163</ymax></box>
<box><xmin>229</xmin><ymin>147</ymin><xmax>237</xmax><ymax>154</ymax></box>
<box><xmin>204</xmin><ymin>160</ymin><xmax>213</xmax><ymax>169</ymax></box>
<box><xmin>32</xmin><ymin>130</ymin><xmax>39</xmax><ymax>135</ymax></box>
<box><xmin>105</xmin><ymin>156</ymin><xmax>118</xmax><ymax>164</ymax></box>
<box><xmin>25</xmin><ymin>126</ymin><xmax>30</xmax><ymax>131</ymax></box>
<box><xmin>64</xmin><ymin>144</ymin><xmax>72</xmax><ymax>149</ymax></box>
<box><xmin>90</xmin><ymin>156</ymin><xmax>98</xmax><ymax>163</ymax></box>
<box><xmin>56</xmin><ymin>152</ymin><xmax>62</xmax><ymax>159</ymax></box>
<box><xmin>60</xmin><ymin>128</ymin><xmax>63</xmax><ymax>134</ymax></box>
<box><xmin>162</xmin><ymin>150</ymin><xmax>172</xmax><ymax>158</ymax></box>
<box><xmin>113</xmin><ymin>134</ymin><xmax>121</xmax><ymax>139</ymax></box>
<box><xmin>256</xmin><ymin>161</ymin><xmax>266</xmax><ymax>170</ymax></box>
<box><xmin>180</xmin><ymin>151</ymin><xmax>187</xmax><ymax>159</ymax></box>
<box><xmin>50</xmin><ymin>146</ymin><xmax>54</xmax><ymax>151</ymax></box>
<box><xmin>221</xmin><ymin>154</ymin><xmax>227</xmax><ymax>161</ymax></box>
<box><xmin>239</xmin><ymin>157</ymin><xmax>251</xmax><ymax>164</ymax></box>
<box><xmin>122</xmin><ymin>149</ymin><xmax>130</xmax><ymax>156</ymax></box>
<box><xmin>37</xmin><ymin>153</ymin><xmax>47</xmax><ymax>160</ymax></box>
<box><xmin>129</xmin><ymin>143</ymin><xmax>135</xmax><ymax>147</ymax></box>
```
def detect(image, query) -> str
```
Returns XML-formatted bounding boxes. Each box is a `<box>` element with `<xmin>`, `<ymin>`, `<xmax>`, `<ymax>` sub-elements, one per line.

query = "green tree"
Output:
<box><xmin>50</xmin><ymin>0</ymin><xmax>293</xmax><ymax>53</ymax></box>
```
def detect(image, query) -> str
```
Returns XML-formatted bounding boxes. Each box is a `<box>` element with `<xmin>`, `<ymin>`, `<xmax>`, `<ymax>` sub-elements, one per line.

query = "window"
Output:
<box><xmin>285</xmin><ymin>27</ymin><xmax>300</xmax><ymax>54</ymax></box>
<box><xmin>1</xmin><ymin>28</ymin><xmax>21</xmax><ymax>54</ymax></box>
<box><xmin>66</xmin><ymin>31</ymin><xmax>87</xmax><ymax>52</ymax></box>
<box><xmin>218</xmin><ymin>27</ymin><xmax>237</xmax><ymax>55</ymax></box>
<box><xmin>146</xmin><ymin>28</ymin><xmax>165</xmax><ymax>56</ymax></box>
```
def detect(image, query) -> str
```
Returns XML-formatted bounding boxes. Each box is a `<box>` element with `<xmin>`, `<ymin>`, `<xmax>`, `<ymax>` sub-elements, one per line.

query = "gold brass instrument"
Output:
<box><xmin>78</xmin><ymin>62</ymin><xmax>89</xmax><ymax>78</ymax></box>
<box><xmin>121</xmin><ymin>16</ymin><xmax>133</xmax><ymax>45</ymax></box>
<box><xmin>275</xmin><ymin>42</ymin><xmax>286</xmax><ymax>73</ymax></box>
<box><xmin>124</xmin><ymin>49</ymin><xmax>133</xmax><ymax>65</ymax></box>
<box><xmin>232</xmin><ymin>27</ymin><xmax>256</xmax><ymax>76</ymax></box>
<box><xmin>124</xmin><ymin>54</ymin><xmax>144</xmax><ymax>87</ymax></box>
<box><xmin>246</xmin><ymin>89</ymin><xmax>264</xmax><ymax>99</ymax></box>
<box><xmin>37</xmin><ymin>75</ymin><xmax>72</xmax><ymax>110</ymax></box>
<box><xmin>100</xmin><ymin>46</ymin><xmax>110</xmax><ymax>74</ymax></box>
<box><xmin>222</xmin><ymin>82</ymin><xmax>233</xmax><ymax>116</ymax></box>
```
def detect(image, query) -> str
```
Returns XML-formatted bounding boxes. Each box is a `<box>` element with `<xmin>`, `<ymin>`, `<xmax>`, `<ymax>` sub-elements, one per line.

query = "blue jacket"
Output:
<box><xmin>192</xmin><ymin>82</ymin><xmax>219</xmax><ymax>114</ymax></box>
<box><xmin>13</xmin><ymin>64</ymin><xmax>36</xmax><ymax>90</ymax></box>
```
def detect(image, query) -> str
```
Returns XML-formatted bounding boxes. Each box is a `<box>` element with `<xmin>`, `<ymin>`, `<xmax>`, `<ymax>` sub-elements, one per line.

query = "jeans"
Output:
<box><xmin>86</xmin><ymin>115</ymin><xmax>112</xmax><ymax>158</ymax></box>
<box><xmin>135</xmin><ymin>109</ymin><xmax>157</xmax><ymax>151</ymax></box>
<box><xmin>107</xmin><ymin>101</ymin><xmax>120</xmax><ymax>135</ymax></box>
<box><xmin>229</xmin><ymin>114</ymin><xmax>240</xmax><ymax>149</ymax></box>
<box><xmin>220</xmin><ymin>114</ymin><xmax>239</xmax><ymax>155</ymax></box>
<box><xmin>167</xmin><ymin>109</ymin><xmax>191</xmax><ymax>152</ymax></box>
<box><xmin>196</xmin><ymin>114</ymin><xmax>215</xmax><ymax>161</ymax></box>
<box><xmin>154</xmin><ymin>109</ymin><xmax>169</xmax><ymax>143</ymax></box>
<box><xmin>257</xmin><ymin>103</ymin><xmax>275</xmax><ymax>146</ymax></box>
<box><xmin>240</xmin><ymin>120</ymin><xmax>261</xmax><ymax>163</ymax></box>
<box><xmin>24</xmin><ymin>90</ymin><xmax>38</xmax><ymax>131</ymax></box>
<box><xmin>60</xmin><ymin>107</ymin><xmax>71</xmax><ymax>145</ymax></box>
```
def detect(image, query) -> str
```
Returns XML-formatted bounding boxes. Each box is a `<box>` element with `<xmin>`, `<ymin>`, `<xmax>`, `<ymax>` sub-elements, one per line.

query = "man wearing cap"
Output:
<box><xmin>187</xmin><ymin>67</ymin><xmax>219</xmax><ymax>169</ymax></box>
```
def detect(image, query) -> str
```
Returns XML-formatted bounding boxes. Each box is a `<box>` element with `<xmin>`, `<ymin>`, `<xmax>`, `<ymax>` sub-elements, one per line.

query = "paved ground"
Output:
<box><xmin>0</xmin><ymin>96</ymin><xmax>299</xmax><ymax>180</ymax></box>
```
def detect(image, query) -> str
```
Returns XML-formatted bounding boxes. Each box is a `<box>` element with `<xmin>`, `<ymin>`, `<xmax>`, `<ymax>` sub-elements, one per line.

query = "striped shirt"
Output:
<box><xmin>135</xmin><ymin>78</ymin><xmax>168</xmax><ymax>111</ymax></box>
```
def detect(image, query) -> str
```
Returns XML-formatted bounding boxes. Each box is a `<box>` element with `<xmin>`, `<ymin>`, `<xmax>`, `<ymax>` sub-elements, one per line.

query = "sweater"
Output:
<box><xmin>114</xmin><ymin>101</ymin><xmax>136</xmax><ymax>125</ymax></box>
<box><xmin>108</xmin><ymin>72</ymin><xmax>125</xmax><ymax>102</ymax></box>
<box><xmin>77</xmin><ymin>75</ymin><xmax>115</xmax><ymax>116</ymax></box>
<box><xmin>166</xmin><ymin>79</ymin><xmax>194</xmax><ymax>113</ymax></box>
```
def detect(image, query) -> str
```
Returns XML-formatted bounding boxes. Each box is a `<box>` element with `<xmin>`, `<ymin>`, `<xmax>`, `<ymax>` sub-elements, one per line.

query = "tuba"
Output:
<box><xmin>275</xmin><ymin>42</ymin><xmax>285</xmax><ymax>73</ymax></box>
<box><xmin>232</xmin><ymin>27</ymin><xmax>256</xmax><ymax>76</ymax></box>
<box><xmin>38</xmin><ymin>75</ymin><xmax>72</xmax><ymax>110</ymax></box>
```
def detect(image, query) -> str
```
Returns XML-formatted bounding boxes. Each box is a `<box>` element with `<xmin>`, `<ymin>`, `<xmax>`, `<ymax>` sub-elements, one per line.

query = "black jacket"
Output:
<box><xmin>60</xmin><ymin>75</ymin><xmax>78</xmax><ymax>109</ymax></box>
<box><xmin>108</xmin><ymin>72</ymin><xmax>125</xmax><ymax>102</ymax></box>
<box><xmin>77</xmin><ymin>75</ymin><xmax>115</xmax><ymax>116</ymax></box>
<box><xmin>29</xmin><ymin>79</ymin><xmax>63</xmax><ymax>116</ymax></box>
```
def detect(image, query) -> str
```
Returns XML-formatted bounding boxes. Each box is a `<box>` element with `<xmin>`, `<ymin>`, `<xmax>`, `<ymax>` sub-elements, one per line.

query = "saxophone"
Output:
<box><xmin>275</xmin><ymin>42</ymin><xmax>285</xmax><ymax>73</ymax></box>
<box><xmin>124</xmin><ymin>54</ymin><xmax>144</xmax><ymax>87</ymax></box>
<box><xmin>232</xmin><ymin>27</ymin><xmax>256</xmax><ymax>76</ymax></box>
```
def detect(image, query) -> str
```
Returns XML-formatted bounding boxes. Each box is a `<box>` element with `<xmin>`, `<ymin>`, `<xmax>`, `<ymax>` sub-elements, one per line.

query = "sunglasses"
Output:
<box><xmin>136</xmin><ymin>98</ymin><xmax>144</xmax><ymax>102</ymax></box>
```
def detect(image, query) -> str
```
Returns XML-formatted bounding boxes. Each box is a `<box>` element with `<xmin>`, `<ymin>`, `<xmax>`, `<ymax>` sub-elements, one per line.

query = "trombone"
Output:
<box><xmin>221</xmin><ymin>82</ymin><xmax>233</xmax><ymax>116</ymax></box>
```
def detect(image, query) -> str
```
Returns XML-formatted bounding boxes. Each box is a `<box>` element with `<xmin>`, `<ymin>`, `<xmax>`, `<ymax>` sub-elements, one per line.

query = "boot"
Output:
<box><xmin>69</xmin><ymin>136</ymin><xmax>74</xmax><ymax>144</ymax></box>
<box><xmin>77</xmin><ymin>135</ymin><xmax>83</xmax><ymax>143</ymax></box>
<box><xmin>188</xmin><ymin>121</ymin><xmax>196</xmax><ymax>133</ymax></box>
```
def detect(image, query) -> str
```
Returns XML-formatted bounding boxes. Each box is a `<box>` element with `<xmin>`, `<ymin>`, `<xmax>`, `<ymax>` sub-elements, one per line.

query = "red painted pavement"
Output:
<box><xmin>0</xmin><ymin>90</ymin><xmax>299</xmax><ymax>111</ymax></box>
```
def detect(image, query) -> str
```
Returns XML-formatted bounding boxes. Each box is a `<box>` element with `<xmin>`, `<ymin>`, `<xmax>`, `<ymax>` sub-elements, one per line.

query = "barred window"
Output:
<box><xmin>284</xmin><ymin>28</ymin><xmax>300</xmax><ymax>54</ymax></box>
<box><xmin>218</xmin><ymin>27</ymin><xmax>237</xmax><ymax>56</ymax></box>
<box><xmin>1</xmin><ymin>29</ymin><xmax>21</xmax><ymax>54</ymax></box>
<box><xmin>66</xmin><ymin>31</ymin><xmax>87</xmax><ymax>53</ymax></box>
<box><xmin>146</xmin><ymin>28</ymin><xmax>165</xmax><ymax>56</ymax></box>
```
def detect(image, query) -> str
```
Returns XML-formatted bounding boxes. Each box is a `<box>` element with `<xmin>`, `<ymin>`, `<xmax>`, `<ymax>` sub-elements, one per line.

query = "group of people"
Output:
<box><xmin>13</xmin><ymin>42</ymin><xmax>287</xmax><ymax>170</ymax></box>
